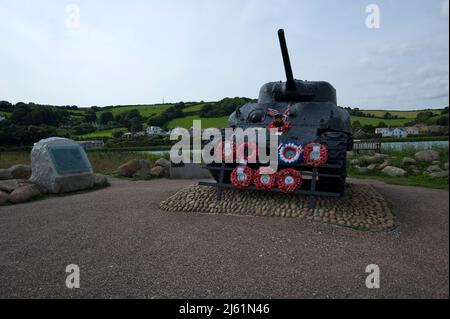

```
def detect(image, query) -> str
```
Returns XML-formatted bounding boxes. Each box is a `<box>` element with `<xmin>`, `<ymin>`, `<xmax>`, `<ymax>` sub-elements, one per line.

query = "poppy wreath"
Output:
<box><xmin>214</xmin><ymin>140</ymin><xmax>236</xmax><ymax>162</ymax></box>
<box><xmin>236</xmin><ymin>142</ymin><xmax>258</xmax><ymax>163</ymax></box>
<box><xmin>278</xmin><ymin>142</ymin><xmax>303</xmax><ymax>164</ymax></box>
<box><xmin>230</xmin><ymin>166</ymin><xmax>254</xmax><ymax>189</ymax></box>
<box><xmin>277</xmin><ymin>168</ymin><xmax>302</xmax><ymax>192</ymax></box>
<box><xmin>303</xmin><ymin>143</ymin><xmax>328</xmax><ymax>167</ymax></box>
<box><xmin>253</xmin><ymin>167</ymin><xmax>277</xmax><ymax>190</ymax></box>
<box><xmin>267</xmin><ymin>120</ymin><xmax>290</xmax><ymax>133</ymax></box>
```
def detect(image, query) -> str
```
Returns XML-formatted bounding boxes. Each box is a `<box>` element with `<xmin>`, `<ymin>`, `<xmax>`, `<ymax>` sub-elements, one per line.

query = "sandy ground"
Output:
<box><xmin>0</xmin><ymin>178</ymin><xmax>448</xmax><ymax>298</ymax></box>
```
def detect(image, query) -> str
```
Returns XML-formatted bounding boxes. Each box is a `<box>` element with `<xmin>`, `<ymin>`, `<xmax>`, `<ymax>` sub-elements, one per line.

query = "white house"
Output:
<box><xmin>146</xmin><ymin>126</ymin><xmax>163</xmax><ymax>135</ymax></box>
<box><xmin>375</xmin><ymin>126</ymin><xmax>419</xmax><ymax>138</ymax></box>
<box><xmin>0</xmin><ymin>115</ymin><xmax>5</xmax><ymax>122</ymax></box>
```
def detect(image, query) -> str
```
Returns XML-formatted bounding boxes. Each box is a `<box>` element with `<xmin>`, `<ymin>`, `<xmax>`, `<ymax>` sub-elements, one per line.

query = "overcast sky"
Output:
<box><xmin>0</xmin><ymin>0</ymin><xmax>448</xmax><ymax>109</ymax></box>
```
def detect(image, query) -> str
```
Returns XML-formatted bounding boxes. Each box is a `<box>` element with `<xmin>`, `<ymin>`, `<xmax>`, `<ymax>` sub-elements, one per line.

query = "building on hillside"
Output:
<box><xmin>0</xmin><ymin>115</ymin><xmax>5</xmax><ymax>122</ymax></box>
<box><xmin>146</xmin><ymin>126</ymin><xmax>163</xmax><ymax>135</ymax></box>
<box><xmin>415</xmin><ymin>125</ymin><xmax>446</xmax><ymax>135</ymax></box>
<box><xmin>375</xmin><ymin>126</ymin><xmax>419</xmax><ymax>138</ymax></box>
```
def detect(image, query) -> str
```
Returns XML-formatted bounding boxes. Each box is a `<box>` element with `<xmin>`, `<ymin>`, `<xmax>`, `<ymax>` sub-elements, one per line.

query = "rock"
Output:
<box><xmin>0</xmin><ymin>190</ymin><xmax>8</xmax><ymax>206</ymax></box>
<box><xmin>93</xmin><ymin>174</ymin><xmax>109</xmax><ymax>188</ymax></box>
<box><xmin>0</xmin><ymin>169</ymin><xmax>13</xmax><ymax>180</ymax></box>
<box><xmin>402</xmin><ymin>157</ymin><xmax>417</xmax><ymax>166</ymax></box>
<box><xmin>374</xmin><ymin>153</ymin><xmax>388</xmax><ymax>160</ymax></box>
<box><xmin>429</xmin><ymin>171</ymin><xmax>449</xmax><ymax>178</ymax></box>
<box><xmin>155</xmin><ymin>158</ymin><xmax>170</xmax><ymax>168</ymax></box>
<box><xmin>431</xmin><ymin>161</ymin><xmax>441</xmax><ymax>165</ymax></box>
<box><xmin>350</xmin><ymin>159</ymin><xmax>360</xmax><ymax>165</ymax></box>
<box><xmin>445</xmin><ymin>162</ymin><xmax>449</xmax><ymax>170</ymax></box>
<box><xmin>359</xmin><ymin>156</ymin><xmax>379</xmax><ymax>164</ymax></box>
<box><xmin>382</xmin><ymin>166</ymin><xmax>407</xmax><ymax>177</ymax></box>
<box><xmin>8</xmin><ymin>164</ymin><xmax>31</xmax><ymax>180</ymax></box>
<box><xmin>0</xmin><ymin>179</ymin><xmax>19</xmax><ymax>193</ymax></box>
<box><xmin>367</xmin><ymin>164</ymin><xmax>377</xmax><ymax>171</ymax></box>
<box><xmin>426</xmin><ymin>165</ymin><xmax>442</xmax><ymax>173</ymax></box>
<box><xmin>377</xmin><ymin>160</ymin><xmax>390</xmax><ymax>170</ymax></box>
<box><xmin>150</xmin><ymin>166</ymin><xmax>166</xmax><ymax>177</ymax></box>
<box><xmin>118</xmin><ymin>159</ymin><xmax>142</xmax><ymax>177</ymax></box>
<box><xmin>133</xmin><ymin>167</ymin><xmax>151</xmax><ymax>180</ymax></box>
<box><xmin>414</xmin><ymin>150</ymin><xmax>440</xmax><ymax>162</ymax></box>
<box><xmin>347</xmin><ymin>151</ymin><xmax>355</xmax><ymax>158</ymax></box>
<box><xmin>30</xmin><ymin>137</ymin><xmax>95</xmax><ymax>193</ymax></box>
<box><xmin>8</xmin><ymin>184</ymin><xmax>42</xmax><ymax>204</ymax></box>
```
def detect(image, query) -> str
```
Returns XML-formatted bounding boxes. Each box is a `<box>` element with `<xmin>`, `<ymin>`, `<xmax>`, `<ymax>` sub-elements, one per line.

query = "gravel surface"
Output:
<box><xmin>160</xmin><ymin>184</ymin><xmax>395</xmax><ymax>231</ymax></box>
<box><xmin>0</xmin><ymin>178</ymin><xmax>448</xmax><ymax>298</ymax></box>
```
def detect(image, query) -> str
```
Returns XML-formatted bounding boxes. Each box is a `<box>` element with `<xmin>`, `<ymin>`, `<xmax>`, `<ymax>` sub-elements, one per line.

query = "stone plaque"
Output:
<box><xmin>48</xmin><ymin>145</ymin><xmax>91</xmax><ymax>175</ymax></box>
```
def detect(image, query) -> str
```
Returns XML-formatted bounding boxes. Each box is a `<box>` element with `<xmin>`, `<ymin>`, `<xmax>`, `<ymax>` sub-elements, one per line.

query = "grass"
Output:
<box><xmin>182</xmin><ymin>103</ymin><xmax>205</xmax><ymax>113</ymax></box>
<box><xmin>78</xmin><ymin>128</ymin><xmax>127</xmax><ymax>139</ymax></box>
<box><xmin>350</xmin><ymin>116</ymin><xmax>411</xmax><ymax>126</ymax></box>
<box><xmin>348</xmin><ymin>147</ymin><xmax>449</xmax><ymax>190</ymax></box>
<box><xmin>96</xmin><ymin>104</ymin><xmax>172</xmax><ymax>118</ymax></box>
<box><xmin>362</xmin><ymin>109</ymin><xmax>443</xmax><ymax>119</ymax></box>
<box><xmin>0</xmin><ymin>150</ymin><xmax>163</xmax><ymax>175</ymax></box>
<box><xmin>166</xmin><ymin>115</ymin><xmax>229</xmax><ymax>129</ymax></box>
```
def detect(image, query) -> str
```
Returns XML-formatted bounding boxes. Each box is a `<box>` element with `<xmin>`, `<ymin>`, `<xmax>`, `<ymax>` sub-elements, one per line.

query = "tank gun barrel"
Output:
<box><xmin>278</xmin><ymin>29</ymin><xmax>296</xmax><ymax>90</ymax></box>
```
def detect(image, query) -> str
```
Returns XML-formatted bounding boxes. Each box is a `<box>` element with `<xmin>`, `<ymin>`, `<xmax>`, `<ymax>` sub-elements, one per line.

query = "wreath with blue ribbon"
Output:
<box><xmin>278</xmin><ymin>142</ymin><xmax>303</xmax><ymax>165</ymax></box>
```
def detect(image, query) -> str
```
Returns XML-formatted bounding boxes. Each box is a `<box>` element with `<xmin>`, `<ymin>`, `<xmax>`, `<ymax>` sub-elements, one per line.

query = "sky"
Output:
<box><xmin>0</xmin><ymin>0</ymin><xmax>448</xmax><ymax>110</ymax></box>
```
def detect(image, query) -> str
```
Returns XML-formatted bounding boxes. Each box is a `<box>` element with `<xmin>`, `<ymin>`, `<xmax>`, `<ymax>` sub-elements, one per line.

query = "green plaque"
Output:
<box><xmin>48</xmin><ymin>145</ymin><xmax>91</xmax><ymax>175</ymax></box>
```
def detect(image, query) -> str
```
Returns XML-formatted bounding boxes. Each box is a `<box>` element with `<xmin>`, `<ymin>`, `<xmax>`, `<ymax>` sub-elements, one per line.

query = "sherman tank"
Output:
<box><xmin>207</xmin><ymin>29</ymin><xmax>353</xmax><ymax>196</ymax></box>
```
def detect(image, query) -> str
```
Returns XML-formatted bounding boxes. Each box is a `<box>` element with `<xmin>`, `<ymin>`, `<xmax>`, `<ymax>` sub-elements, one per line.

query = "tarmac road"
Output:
<box><xmin>0</xmin><ymin>178</ymin><xmax>448</xmax><ymax>298</ymax></box>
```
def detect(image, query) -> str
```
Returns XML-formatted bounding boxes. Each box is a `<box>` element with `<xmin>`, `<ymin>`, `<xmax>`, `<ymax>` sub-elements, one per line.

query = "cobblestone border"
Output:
<box><xmin>159</xmin><ymin>184</ymin><xmax>395</xmax><ymax>231</ymax></box>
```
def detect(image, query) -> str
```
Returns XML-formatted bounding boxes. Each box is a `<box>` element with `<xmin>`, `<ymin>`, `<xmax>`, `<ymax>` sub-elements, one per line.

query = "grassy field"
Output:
<box><xmin>182</xmin><ymin>103</ymin><xmax>204</xmax><ymax>113</ymax></box>
<box><xmin>0</xmin><ymin>150</ymin><xmax>162</xmax><ymax>175</ymax></box>
<box><xmin>166</xmin><ymin>115</ymin><xmax>229</xmax><ymax>128</ymax></box>
<box><xmin>362</xmin><ymin>109</ymin><xmax>443</xmax><ymax>119</ymax></box>
<box><xmin>78</xmin><ymin>128</ymin><xmax>127</xmax><ymax>139</ymax></box>
<box><xmin>350</xmin><ymin>116</ymin><xmax>411</xmax><ymax>126</ymax></box>
<box><xmin>96</xmin><ymin>104</ymin><xmax>173</xmax><ymax>118</ymax></box>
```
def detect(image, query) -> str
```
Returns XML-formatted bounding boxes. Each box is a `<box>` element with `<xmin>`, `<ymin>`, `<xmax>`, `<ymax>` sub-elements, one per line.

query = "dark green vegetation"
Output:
<box><xmin>0</xmin><ymin>98</ymin><xmax>448</xmax><ymax>148</ymax></box>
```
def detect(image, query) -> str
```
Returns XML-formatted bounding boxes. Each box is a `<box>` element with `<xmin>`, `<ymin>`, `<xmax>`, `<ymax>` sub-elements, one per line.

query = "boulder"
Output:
<box><xmin>150</xmin><ymin>166</ymin><xmax>166</xmax><ymax>177</ymax></box>
<box><xmin>367</xmin><ymin>164</ymin><xmax>378</xmax><ymax>171</ymax></box>
<box><xmin>30</xmin><ymin>137</ymin><xmax>95</xmax><ymax>193</ymax></box>
<box><xmin>118</xmin><ymin>159</ymin><xmax>142</xmax><ymax>177</ymax></box>
<box><xmin>0</xmin><ymin>179</ymin><xmax>19</xmax><ymax>193</ymax></box>
<box><xmin>414</xmin><ymin>150</ymin><xmax>440</xmax><ymax>162</ymax></box>
<box><xmin>0</xmin><ymin>190</ymin><xmax>8</xmax><ymax>206</ymax></box>
<box><xmin>431</xmin><ymin>161</ymin><xmax>441</xmax><ymax>165</ymax></box>
<box><xmin>355</xmin><ymin>166</ymin><xmax>369</xmax><ymax>174</ymax></box>
<box><xmin>382</xmin><ymin>166</ymin><xmax>407</xmax><ymax>177</ymax></box>
<box><xmin>408</xmin><ymin>165</ymin><xmax>421</xmax><ymax>175</ymax></box>
<box><xmin>155</xmin><ymin>158</ymin><xmax>170</xmax><ymax>168</ymax></box>
<box><xmin>374</xmin><ymin>153</ymin><xmax>389</xmax><ymax>161</ymax></box>
<box><xmin>426</xmin><ymin>165</ymin><xmax>442</xmax><ymax>173</ymax></box>
<box><xmin>402</xmin><ymin>157</ymin><xmax>417</xmax><ymax>166</ymax></box>
<box><xmin>347</xmin><ymin>151</ymin><xmax>355</xmax><ymax>159</ymax></box>
<box><xmin>445</xmin><ymin>162</ymin><xmax>449</xmax><ymax>170</ymax></box>
<box><xmin>0</xmin><ymin>169</ymin><xmax>13</xmax><ymax>180</ymax></box>
<box><xmin>133</xmin><ymin>167</ymin><xmax>151</xmax><ymax>180</ymax></box>
<box><xmin>350</xmin><ymin>159</ymin><xmax>360</xmax><ymax>166</ymax></box>
<box><xmin>8</xmin><ymin>164</ymin><xmax>31</xmax><ymax>180</ymax></box>
<box><xmin>8</xmin><ymin>184</ymin><xmax>42</xmax><ymax>204</ymax></box>
<box><xmin>377</xmin><ymin>160</ymin><xmax>390</xmax><ymax>170</ymax></box>
<box><xmin>429</xmin><ymin>171</ymin><xmax>449</xmax><ymax>178</ymax></box>
<box><xmin>93</xmin><ymin>174</ymin><xmax>109</xmax><ymax>188</ymax></box>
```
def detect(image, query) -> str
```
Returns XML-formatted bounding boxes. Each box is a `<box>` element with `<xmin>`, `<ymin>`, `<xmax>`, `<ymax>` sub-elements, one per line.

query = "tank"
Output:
<box><xmin>208</xmin><ymin>29</ymin><xmax>353</xmax><ymax>195</ymax></box>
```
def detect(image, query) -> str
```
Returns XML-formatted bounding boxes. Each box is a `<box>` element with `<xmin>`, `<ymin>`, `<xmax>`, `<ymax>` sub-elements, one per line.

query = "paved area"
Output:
<box><xmin>0</xmin><ymin>178</ymin><xmax>448</xmax><ymax>298</ymax></box>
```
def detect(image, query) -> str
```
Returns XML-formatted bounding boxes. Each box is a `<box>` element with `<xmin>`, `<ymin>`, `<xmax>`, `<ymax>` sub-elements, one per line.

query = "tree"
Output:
<box><xmin>99</xmin><ymin>111</ymin><xmax>114</xmax><ymax>125</ymax></box>
<box><xmin>84</xmin><ymin>109</ymin><xmax>97</xmax><ymax>123</ymax></box>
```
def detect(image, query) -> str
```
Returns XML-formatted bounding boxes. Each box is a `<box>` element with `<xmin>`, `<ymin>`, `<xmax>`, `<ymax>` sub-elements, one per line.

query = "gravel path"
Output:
<box><xmin>0</xmin><ymin>178</ymin><xmax>448</xmax><ymax>298</ymax></box>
